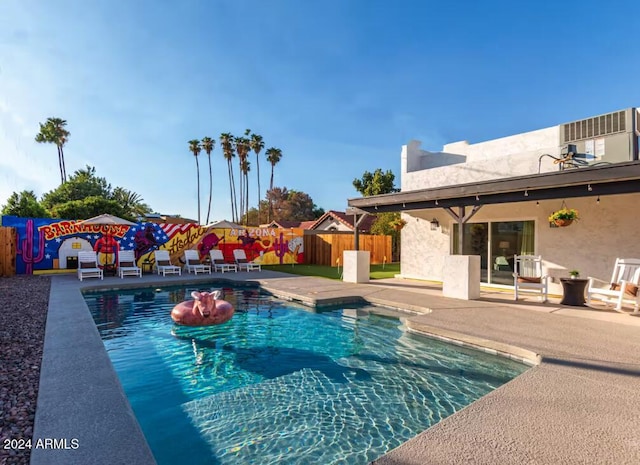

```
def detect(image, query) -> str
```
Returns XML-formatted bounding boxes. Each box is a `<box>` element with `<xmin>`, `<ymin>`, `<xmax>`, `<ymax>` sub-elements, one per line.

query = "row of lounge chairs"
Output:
<box><xmin>77</xmin><ymin>248</ymin><xmax>261</xmax><ymax>281</ymax></box>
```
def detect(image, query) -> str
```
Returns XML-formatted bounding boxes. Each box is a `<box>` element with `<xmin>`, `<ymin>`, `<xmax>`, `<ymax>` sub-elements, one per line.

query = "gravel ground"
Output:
<box><xmin>0</xmin><ymin>275</ymin><xmax>50</xmax><ymax>465</ymax></box>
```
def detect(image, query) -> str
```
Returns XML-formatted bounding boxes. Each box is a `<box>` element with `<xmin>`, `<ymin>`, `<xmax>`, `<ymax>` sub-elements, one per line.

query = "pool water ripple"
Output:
<box><xmin>84</xmin><ymin>284</ymin><xmax>528</xmax><ymax>465</ymax></box>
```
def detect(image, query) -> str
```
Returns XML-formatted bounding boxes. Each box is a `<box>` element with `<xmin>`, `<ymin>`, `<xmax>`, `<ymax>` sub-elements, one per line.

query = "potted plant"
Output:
<box><xmin>548</xmin><ymin>207</ymin><xmax>579</xmax><ymax>227</ymax></box>
<box><xmin>390</xmin><ymin>218</ymin><xmax>407</xmax><ymax>231</ymax></box>
<box><xmin>569</xmin><ymin>269</ymin><xmax>580</xmax><ymax>279</ymax></box>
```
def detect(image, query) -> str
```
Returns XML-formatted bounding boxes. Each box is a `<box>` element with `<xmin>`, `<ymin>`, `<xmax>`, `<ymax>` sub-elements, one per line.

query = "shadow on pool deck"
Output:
<box><xmin>31</xmin><ymin>271</ymin><xmax>640</xmax><ymax>465</ymax></box>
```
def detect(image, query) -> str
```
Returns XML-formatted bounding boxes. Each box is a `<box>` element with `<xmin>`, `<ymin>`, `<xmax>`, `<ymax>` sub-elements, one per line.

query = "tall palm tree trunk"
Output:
<box><xmin>238</xmin><ymin>164</ymin><xmax>244</xmax><ymax>222</ymax></box>
<box><xmin>195</xmin><ymin>157</ymin><xmax>201</xmax><ymax>224</ymax></box>
<box><xmin>269</xmin><ymin>167</ymin><xmax>275</xmax><ymax>221</ymax></box>
<box><xmin>244</xmin><ymin>172</ymin><xmax>250</xmax><ymax>224</ymax></box>
<box><xmin>256</xmin><ymin>160</ymin><xmax>261</xmax><ymax>223</ymax></box>
<box><xmin>60</xmin><ymin>146</ymin><xmax>67</xmax><ymax>182</ymax></box>
<box><xmin>228</xmin><ymin>160</ymin><xmax>238</xmax><ymax>222</ymax></box>
<box><xmin>206</xmin><ymin>153</ymin><xmax>213</xmax><ymax>224</ymax></box>
<box><xmin>56</xmin><ymin>146</ymin><xmax>64</xmax><ymax>184</ymax></box>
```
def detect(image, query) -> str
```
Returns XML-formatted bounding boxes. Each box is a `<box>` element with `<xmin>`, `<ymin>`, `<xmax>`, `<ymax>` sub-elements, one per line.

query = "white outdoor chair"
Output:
<box><xmin>117</xmin><ymin>250</ymin><xmax>142</xmax><ymax>278</ymax></box>
<box><xmin>77</xmin><ymin>251</ymin><xmax>104</xmax><ymax>281</ymax></box>
<box><xmin>233</xmin><ymin>248</ymin><xmax>261</xmax><ymax>272</ymax></box>
<box><xmin>209</xmin><ymin>249</ymin><xmax>237</xmax><ymax>273</ymax></box>
<box><xmin>513</xmin><ymin>255</ymin><xmax>548</xmax><ymax>302</ymax></box>
<box><xmin>183</xmin><ymin>249</ymin><xmax>211</xmax><ymax>275</ymax></box>
<box><xmin>153</xmin><ymin>250</ymin><xmax>182</xmax><ymax>276</ymax></box>
<box><xmin>587</xmin><ymin>258</ymin><xmax>640</xmax><ymax>313</ymax></box>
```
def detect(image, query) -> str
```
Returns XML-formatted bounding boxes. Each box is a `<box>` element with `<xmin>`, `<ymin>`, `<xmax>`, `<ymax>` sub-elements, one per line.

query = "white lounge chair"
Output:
<box><xmin>587</xmin><ymin>258</ymin><xmax>640</xmax><ymax>313</ymax></box>
<box><xmin>117</xmin><ymin>250</ymin><xmax>142</xmax><ymax>278</ymax></box>
<box><xmin>233</xmin><ymin>248</ymin><xmax>261</xmax><ymax>272</ymax></box>
<box><xmin>77</xmin><ymin>251</ymin><xmax>104</xmax><ymax>281</ymax></box>
<box><xmin>513</xmin><ymin>255</ymin><xmax>548</xmax><ymax>302</ymax></box>
<box><xmin>154</xmin><ymin>250</ymin><xmax>182</xmax><ymax>276</ymax></box>
<box><xmin>209</xmin><ymin>249</ymin><xmax>237</xmax><ymax>273</ymax></box>
<box><xmin>183</xmin><ymin>249</ymin><xmax>211</xmax><ymax>275</ymax></box>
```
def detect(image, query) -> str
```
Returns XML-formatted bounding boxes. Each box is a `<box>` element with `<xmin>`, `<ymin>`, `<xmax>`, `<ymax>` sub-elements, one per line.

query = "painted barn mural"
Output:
<box><xmin>1</xmin><ymin>215</ymin><xmax>304</xmax><ymax>275</ymax></box>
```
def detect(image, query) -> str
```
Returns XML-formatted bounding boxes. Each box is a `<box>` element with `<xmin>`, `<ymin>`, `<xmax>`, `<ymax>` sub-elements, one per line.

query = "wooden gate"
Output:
<box><xmin>303</xmin><ymin>234</ymin><xmax>391</xmax><ymax>266</ymax></box>
<box><xmin>0</xmin><ymin>227</ymin><xmax>16</xmax><ymax>277</ymax></box>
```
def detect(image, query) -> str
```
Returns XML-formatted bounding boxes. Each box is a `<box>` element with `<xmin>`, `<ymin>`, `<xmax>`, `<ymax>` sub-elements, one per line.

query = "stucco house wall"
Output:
<box><xmin>400</xmin><ymin>193</ymin><xmax>640</xmax><ymax>295</ymax></box>
<box><xmin>401</xmin><ymin>126</ymin><xmax>561</xmax><ymax>191</ymax></box>
<box><xmin>398</xmin><ymin>124</ymin><xmax>639</xmax><ymax>295</ymax></box>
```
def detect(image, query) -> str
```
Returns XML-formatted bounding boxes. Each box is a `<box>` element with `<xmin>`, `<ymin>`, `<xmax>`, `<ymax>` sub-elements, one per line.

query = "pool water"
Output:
<box><xmin>84</xmin><ymin>284</ymin><xmax>528</xmax><ymax>465</ymax></box>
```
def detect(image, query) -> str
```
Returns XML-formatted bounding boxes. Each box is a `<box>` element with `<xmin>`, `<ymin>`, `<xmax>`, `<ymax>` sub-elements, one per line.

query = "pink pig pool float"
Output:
<box><xmin>170</xmin><ymin>290</ymin><xmax>234</xmax><ymax>326</ymax></box>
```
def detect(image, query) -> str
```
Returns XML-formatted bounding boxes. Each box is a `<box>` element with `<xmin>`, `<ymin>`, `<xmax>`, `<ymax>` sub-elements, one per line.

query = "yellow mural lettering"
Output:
<box><xmin>167</xmin><ymin>227</ymin><xmax>206</xmax><ymax>257</ymax></box>
<box><xmin>38</xmin><ymin>220</ymin><xmax>131</xmax><ymax>240</ymax></box>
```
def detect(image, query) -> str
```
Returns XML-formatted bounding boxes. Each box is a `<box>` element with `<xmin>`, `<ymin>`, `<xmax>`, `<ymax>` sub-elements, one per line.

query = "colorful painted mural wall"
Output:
<box><xmin>1</xmin><ymin>215</ymin><xmax>304</xmax><ymax>275</ymax></box>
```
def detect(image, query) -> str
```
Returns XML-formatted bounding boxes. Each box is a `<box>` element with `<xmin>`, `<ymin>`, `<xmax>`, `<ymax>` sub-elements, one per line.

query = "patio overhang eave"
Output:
<box><xmin>347</xmin><ymin>161</ymin><xmax>640</xmax><ymax>213</ymax></box>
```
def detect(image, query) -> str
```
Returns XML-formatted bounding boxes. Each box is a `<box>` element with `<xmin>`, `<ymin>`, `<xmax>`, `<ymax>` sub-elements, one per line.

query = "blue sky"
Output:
<box><xmin>1</xmin><ymin>0</ymin><xmax>640</xmax><ymax>223</ymax></box>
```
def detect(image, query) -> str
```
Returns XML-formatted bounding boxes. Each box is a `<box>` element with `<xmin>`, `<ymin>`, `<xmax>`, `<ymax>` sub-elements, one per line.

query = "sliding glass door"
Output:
<box><xmin>453</xmin><ymin>220</ymin><xmax>535</xmax><ymax>285</ymax></box>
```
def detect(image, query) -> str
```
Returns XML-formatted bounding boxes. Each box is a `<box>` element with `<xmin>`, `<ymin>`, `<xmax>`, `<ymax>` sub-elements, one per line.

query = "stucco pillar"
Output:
<box><xmin>343</xmin><ymin>250</ymin><xmax>370</xmax><ymax>283</ymax></box>
<box><xmin>442</xmin><ymin>255</ymin><xmax>480</xmax><ymax>300</ymax></box>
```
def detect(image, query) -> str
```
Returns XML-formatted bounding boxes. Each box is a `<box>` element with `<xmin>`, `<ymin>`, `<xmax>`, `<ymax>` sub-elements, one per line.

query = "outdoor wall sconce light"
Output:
<box><xmin>430</xmin><ymin>218</ymin><xmax>439</xmax><ymax>230</ymax></box>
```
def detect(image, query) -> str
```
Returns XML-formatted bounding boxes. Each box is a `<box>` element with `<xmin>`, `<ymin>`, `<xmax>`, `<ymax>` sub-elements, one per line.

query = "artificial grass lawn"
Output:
<box><xmin>262</xmin><ymin>263</ymin><xmax>400</xmax><ymax>280</ymax></box>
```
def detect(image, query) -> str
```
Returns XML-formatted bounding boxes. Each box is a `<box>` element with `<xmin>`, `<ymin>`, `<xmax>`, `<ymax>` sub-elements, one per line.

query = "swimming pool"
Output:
<box><xmin>84</xmin><ymin>284</ymin><xmax>528</xmax><ymax>465</ymax></box>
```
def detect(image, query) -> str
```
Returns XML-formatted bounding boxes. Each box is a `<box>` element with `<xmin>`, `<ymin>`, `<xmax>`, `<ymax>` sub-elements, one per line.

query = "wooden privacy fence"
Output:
<box><xmin>303</xmin><ymin>234</ymin><xmax>391</xmax><ymax>266</ymax></box>
<box><xmin>0</xmin><ymin>227</ymin><xmax>16</xmax><ymax>277</ymax></box>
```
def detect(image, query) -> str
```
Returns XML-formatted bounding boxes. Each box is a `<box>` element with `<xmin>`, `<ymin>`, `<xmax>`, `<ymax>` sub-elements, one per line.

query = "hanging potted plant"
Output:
<box><xmin>548</xmin><ymin>207</ymin><xmax>579</xmax><ymax>227</ymax></box>
<box><xmin>390</xmin><ymin>218</ymin><xmax>407</xmax><ymax>231</ymax></box>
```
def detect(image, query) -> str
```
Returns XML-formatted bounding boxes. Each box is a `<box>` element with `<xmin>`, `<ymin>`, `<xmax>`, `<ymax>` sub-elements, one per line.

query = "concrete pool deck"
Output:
<box><xmin>31</xmin><ymin>271</ymin><xmax>640</xmax><ymax>464</ymax></box>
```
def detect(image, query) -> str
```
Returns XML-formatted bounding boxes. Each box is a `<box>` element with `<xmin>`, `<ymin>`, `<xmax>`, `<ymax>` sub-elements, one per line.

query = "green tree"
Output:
<box><xmin>188</xmin><ymin>139</ymin><xmax>202</xmax><ymax>224</ymax></box>
<box><xmin>352</xmin><ymin>168</ymin><xmax>398</xmax><ymax>196</ymax></box>
<box><xmin>50</xmin><ymin>196</ymin><xmax>128</xmax><ymax>220</ymax></box>
<box><xmin>201</xmin><ymin>136</ymin><xmax>215</xmax><ymax>224</ymax></box>
<box><xmin>40</xmin><ymin>165</ymin><xmax>151</xmax><ymax>220</ymax></box>
<box><xmin>370</xmin><ymin>211</ymin><xmax>403</xmax><ymax>262</ymax></box>
<box><xmin>111</xmin><ymin>187</ymin><xmax>151</xmax><ymax>219</ymax></box>
<box><xmin>35</xmin><ymin>117</ymin><xmax>70</xmax><ymax>184</ymax></box>
<box><xmin>354</xmin><ymin>168</ymin><xmax>401</xmax><ymax>261</ymax></box>
<box><xmin>220</xmin><ymin>133</ymin><xmax>238</xmax><ymax>222</ymax></box>
<box><xmin>265</xmin><ymin>147</ymin><xmax>282</xmax><ymax>221</ymax></box>
<box><xmin>265</xmin><ymin>186</ymin><xmax>322</xmax><ymax>222</ymax></box>
<box><xmin>1</xmin><ymin>190</ymin><xmax>48</xmax><ymax>218</ymax></box>
<box><xmin>41</xmin><ymin>165</ymin><xmax>111</xmax><ymax>211</ymax></box>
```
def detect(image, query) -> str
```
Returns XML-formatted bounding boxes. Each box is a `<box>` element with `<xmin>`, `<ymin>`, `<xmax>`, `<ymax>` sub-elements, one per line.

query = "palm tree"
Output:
<box><xmin>50</xmin><ymin>118</ymin><xmax>69</xmax><ymax>182</ymax></box>
<box><xmin>35</xmin><ymin>117</ymin><xmax>69</xmax><ymax>184</ymax></box>
<box><xmin>111</xmin><ymin>187</ymin><xmax>151</xmax><ymax>219</ymax></box>
<box><xmin>201</xmin><ymin>136</ymin><xmax>215</xmax><ymax>224</ymax></box>
<box><xmin>234</xmin><ymin>135</ymin><xmax>251</xmax><ymax>224</ymax></box>
<box><xmin>220</xmin><ymin>133</ymin><xmax>238</xmax><ymax>222</ymax></box>
<box><xmin>239</xmin><ymin>158</ymin><xmax>251</xmax><ymax>224</ymax></box>
<box><xmin>188</xmin><ymin>139</ymin><xmax>202</xmax><ymax>224</ymax></box>
<box><xmin>265</xmin><ymin>147</ymin><xmax>282</xmax><ymax>221</ymax></box>
<box><xmin>248</xmin><ymin>131</ymin><xmax>265</xmax><ymax>223</ymax></box>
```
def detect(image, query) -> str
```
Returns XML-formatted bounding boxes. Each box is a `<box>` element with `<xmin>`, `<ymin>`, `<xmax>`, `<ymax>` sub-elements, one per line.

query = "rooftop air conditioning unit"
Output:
<box><xmin>558</xmin><ymin>107</ymin><xmax>639</xmax><ymax>164</ymax></box>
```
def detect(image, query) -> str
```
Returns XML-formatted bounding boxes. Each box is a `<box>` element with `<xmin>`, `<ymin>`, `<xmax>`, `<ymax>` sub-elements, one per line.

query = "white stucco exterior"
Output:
<box><xmin>398</xmin><ymin>119</ymin><xmax>640</xmax><ymax>296</ymax></box>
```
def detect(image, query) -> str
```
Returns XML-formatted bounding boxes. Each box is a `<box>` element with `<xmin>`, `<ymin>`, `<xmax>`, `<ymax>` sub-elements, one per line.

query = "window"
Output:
<box><xmin>453</xmin><ymin>220</ymin><xmax>535</xmax><ymax>285</ymax></box>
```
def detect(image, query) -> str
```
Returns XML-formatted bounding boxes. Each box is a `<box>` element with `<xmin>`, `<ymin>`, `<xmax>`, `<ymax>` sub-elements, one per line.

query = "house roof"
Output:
<box><xmin>309</xmin><ymin>210</ymin><xmax>376</xmax><ymax>232</ymax></box>
<box><xmin>260</xmin><ymin>220</ymin><xmax>315</xmax><ymax>229</ymax></box>
<box><xmin>347</xmin><ymin>161</ymin><xmax>640</xmax><ymax>213</ymax></box>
